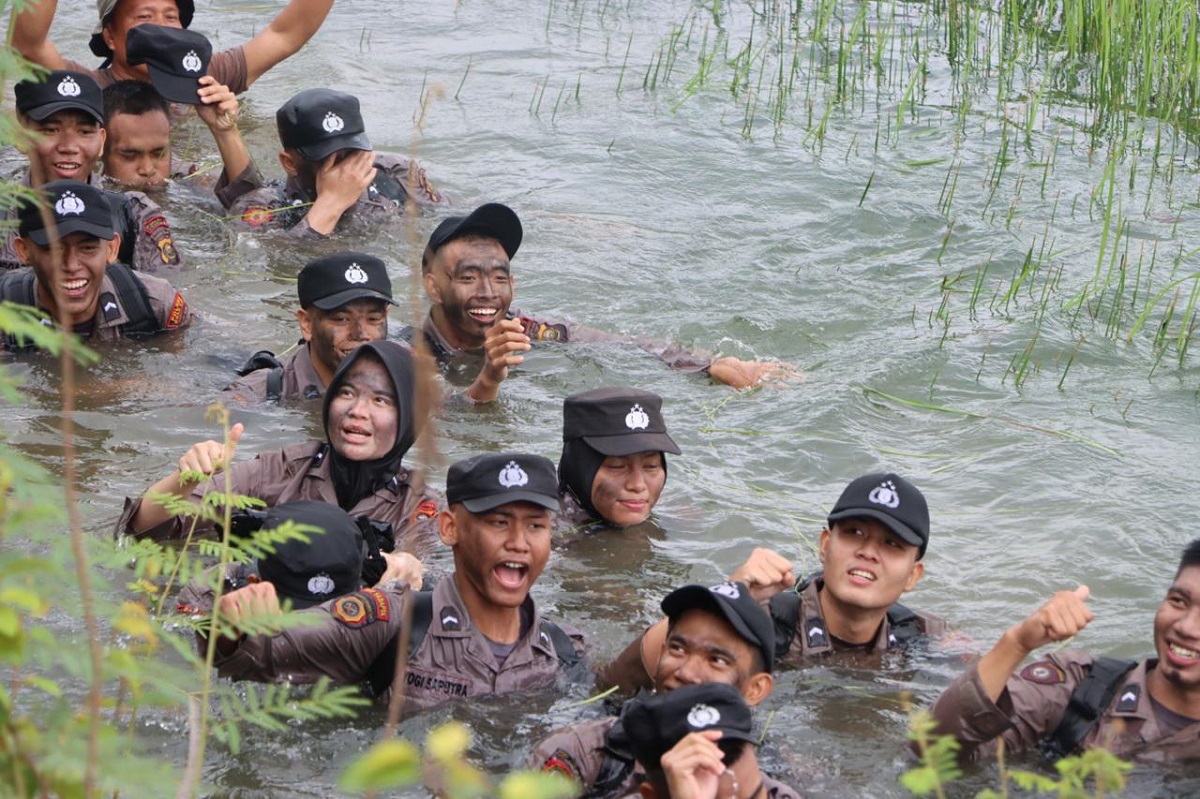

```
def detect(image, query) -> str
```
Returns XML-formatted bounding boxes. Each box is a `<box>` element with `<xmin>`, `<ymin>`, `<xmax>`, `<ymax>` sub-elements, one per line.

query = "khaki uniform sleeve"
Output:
<box><xmin>214</xmin><ymin>162</ymin><xmax>265</xmax><ymax>210</ymax></box>
<box><xmin>375</xmin><ymin>153</ymin><xmax>447</xmax><ymax>207</ymax></box>
<box><xmin>528</xmin><ymin>720</ymin><xmax>610</xmax><ymax>789</ymax></box>
<box><xmin>136</xmin><ymin>273</ymin><xmax>191</xmax><ymax>333</ymax></box>
<box><xmin>124</xmin><ymin>192</ymin><xmax>183</xmax><ymax>272</ymax></box>
<box><xmin>214</xmin><ymin>587</ymin><xmax>404</xmax><ymax>685</ymax></box>
<box><xmin>222</xmin><ymin>369</ymin><xmax>270</xmax><ymax>403</ymax></box>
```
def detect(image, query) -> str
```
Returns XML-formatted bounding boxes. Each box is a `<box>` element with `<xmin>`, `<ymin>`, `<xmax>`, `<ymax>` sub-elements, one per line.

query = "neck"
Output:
<box><xmin>108</xmin><ymin>61</ymin><xmax>149</xmax><ymax>83</ymax></box>
<box><xmin>451</xmin><ymin>572</ymin><xmax>522</xmax><ymax>643</ymax></box>
<box><xmin>732</xmin><ymin>751</ymin><xmax>765</xmax><ymax>799</ymax></box>
<box><xmin>429</xmin><ymin>308</ymin><xmax>482</xmax><ymax>352</ymax></box>
<box><xmin>1146</xmin><ymin>663</ymin><xmax>1200</xmax><ymax>719</ymax></box>
<box><xmin>308</xmin><ymin>344</ymin><xmax>334</xmax><ymax>388</ymax></box>
<box><xmin>817</xmin><ymin>584</ymin><xmax>886</xmax><ymax>645</ymax></box>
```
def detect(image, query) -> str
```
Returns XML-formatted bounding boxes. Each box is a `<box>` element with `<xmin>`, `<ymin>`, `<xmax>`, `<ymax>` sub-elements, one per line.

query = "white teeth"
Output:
<box><xmin>501</xmin><ymin>562</ymin><xmax>525</xmax><ymax>570</ymax></box>
<box><xmin>1170</xmin><ymin>643</ymin><xmax>1199</xmax><ymax>659</ymax></box>
<box><xmin>62</xmin><ymin>279</ymin><xmax>87</xmax><ymax>290</ymax></box>
<box><xmin>848</xmin><ymin>569</ymin><xmax>876</xmax><ymax>581</ymax></box>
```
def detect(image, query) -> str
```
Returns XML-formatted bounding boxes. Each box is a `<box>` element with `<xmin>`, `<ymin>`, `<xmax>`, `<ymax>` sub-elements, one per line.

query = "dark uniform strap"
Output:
<box><xmin>540</xmin><ymin>619</ymin><xmax>582</xmax><ymax>667</ymax></box>
<box><xmin>369</xmin><ymin>169</ymin><xmax>408</xmax><ymax>204</ymax></box>
<box><xmin>234</xmin><ymin>350</ymin><xmax>285</xmax><ymax>401</ymax></box>
<box><xmin>104</xmin><ymin>263</ymin><xmax>159</xmax><ymax>338</ymax></box>
<box><xmin>769</xmin><ymin>588</ymin><xmax>803</xmax><ymax>661</ymax></box>
<box><xmin>362</xmin><ymin>589</ymin><xmax>434</xmax><ymax>700</ymax></box>
<box><xmin>1037</xmin><ymin>657</ymin><xmax>1138</xmax><ymax>762</ymax></box>
<box><xmin>586</xmin><ymin>717</ymin><xmax>635</xmax><ymax>799</ymax></box>
<box><xmin>885</xmin><ymin>602</ymin><xmax>921</xmax><ymax>645</ymax></box>
<box><xmin>104</xmin><ymin>190</ymin><xmax>137</xmax><ymax>268</ymax></box>
<box><xmin>0</xmin><ymin>269</ymin><xmax>42</xmax><ymax>351</ymax></box>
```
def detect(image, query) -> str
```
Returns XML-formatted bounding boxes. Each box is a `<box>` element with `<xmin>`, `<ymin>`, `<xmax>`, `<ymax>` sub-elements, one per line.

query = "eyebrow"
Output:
<box><xmin>449</xmin><ymin>262</ymin><xmax>510</xmax><ymax>277</ymax></box>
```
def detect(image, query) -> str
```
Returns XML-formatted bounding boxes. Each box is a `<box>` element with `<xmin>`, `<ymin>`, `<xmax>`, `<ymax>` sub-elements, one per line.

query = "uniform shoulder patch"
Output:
<box><xmin>519</xmin><ymin>316</ymin><xmax>569</xmax><ymax>342</ymax></box>
<box><xmin>331</xmin><ymin>587</ymin><xmax>391</xmax><ymax>628</ymax></box>
<box><xmin>241</xmin><ymin>206</ymin><xmax>275</xmax><ymax>227</ymax></box>
<box><xmin>1019</xmin><ymin>660</ymin><xmax>1065</xmax><ymax>685</ymax></box>
<box><xmin>166</xmin><ymin>292</ymin><xmax>188</xmax><ymax>329</ymax></box>
<box><xmin>540</xmin><ymin>749</ymin><xmax>582</xmax><ymax>782</ymax></box>
<box><xmin>412</xmin><ymin>499</ymin><xmax>438</xmax><ymax>521</ymax></box>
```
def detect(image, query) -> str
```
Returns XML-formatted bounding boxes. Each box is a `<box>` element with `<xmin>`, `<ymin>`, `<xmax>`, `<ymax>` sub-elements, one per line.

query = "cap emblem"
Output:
<box><xmin>307</xmin><ymin>573</ymin><xmax>335</xmax><ymax>595</ymax></box>
<box><xmin>710</xmin><ymin>582</ymin><xmax>740</xmax><ymax>599</ymax></box>
<box><xmin>625</xmin><ymin>404</ymin><xmax>650</xmax><ymax>430</ymax></box>
<box><xmin>868</xmin><ymin>480</ymin><xmax>900</xmax><ymax>509</ymax></box>
<box><xmin>686</xmin><ymin>703</ymin><xmax>721</xmax><ymax>729</ymax></box>
<box><xmin>344</xmin><ymin>263</ymin><xmax>369</xmax><ymax>284</ymax></box>
<box><xmin>181</xmin><ymin>50</ymin><xmax>203</xmax><ymax>72</ymax></box>
<box><xmin>54</xmin><ymin>192</ymin><xmax>85</xmax><ymax>216</ymax></box>
<box><xmin>322</xmin><ymin>112</ymin><xmax>345</xmax><ymax>133</ymax></box>
<box><xmin>499</xmin><ymin>461</ymin><xmax>529</xmax><ymax>489</ymax></box>
<box><xmin>57</xmin><ymin>76</ymin><xmax>81</xmax><ymax>97</ymax></box>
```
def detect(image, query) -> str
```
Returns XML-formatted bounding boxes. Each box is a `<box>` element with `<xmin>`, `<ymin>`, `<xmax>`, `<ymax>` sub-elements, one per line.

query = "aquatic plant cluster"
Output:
<box><xmin>543</xmin><ymin>0</ymin><xmax>1200</xmax><ymax>387</ymax></box>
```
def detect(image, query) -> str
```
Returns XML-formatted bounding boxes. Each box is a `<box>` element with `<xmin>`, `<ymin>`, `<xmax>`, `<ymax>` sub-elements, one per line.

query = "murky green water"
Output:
<box><xmin>8</xmin><ymin>0</ymin><xmax>1200</xmax><ymax>795</ymax></box>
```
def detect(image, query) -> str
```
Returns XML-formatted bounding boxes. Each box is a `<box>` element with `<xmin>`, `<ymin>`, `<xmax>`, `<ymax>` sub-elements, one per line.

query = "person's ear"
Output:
<box><xmin>742</xmin><ymin>672</ymin><xmax>774</xmax><ymax>707</ymax></box>
<box><xmin>12</xmin><ymin>236</ymin><xmax>30</xmax><ymax>264</ymax></box>
<box><xmin>438</xmin><ymin>509</ymin><xmax>458</xmax><ymax>546</ymax></box>
<box><xmin>902</xmin><ymin>560</ymin><xmax>925</xmax><ymax>593</ymax></box>
<box><xmin>104</xmin><ymin>234</ymin><xmax>121</xmax><ymax>264</ymax></box>
<box><xmin>297</xmin><ymin>307</ymin><xmax>314</xmax><ymax>342</ymax></box>
<box><xmin>279</xmin><ymin>150</ymin><xmax>300</xmax><ymax>176</ymax></box>
<box><xmin>818</xmin><ymin>527</ymin><xmax>831</xmax><ymax>564</ymax></box>
<box><xmin>102</xmin><ymin>23</ymin><xmax>116</xmax><ymax>52</ymax></box>
<box><xmin>422</xmin><ymin>268</ymin><xmax>443</xmax><ymax>305</ymax></box>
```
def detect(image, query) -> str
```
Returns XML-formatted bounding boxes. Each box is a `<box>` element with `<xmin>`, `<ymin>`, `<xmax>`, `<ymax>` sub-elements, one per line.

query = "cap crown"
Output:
<box><xmin>277</xmin><ymin>89</ymin><xmax>366</xmax><ymax>151</ymax></box>
<box><xmin>253</xmin><ymin>501</ymin><xmax>364</xmax><ymax>608</ymax></box>
<box><xmin>298</xmin><ymin>251</ymin><xmax>394</xmax><ymax>309</ymax></box>
<box><xmin>623</xmin><ymin>683</ymin><xmax>756</xmax><ymax>769</ymax></box>
<box><xmin>828</xmin><ymin>472</ymin><xmax>930</xmax><ymax>555</ymax></box>
<box><xmin>18</xmin><ymin>180</ymin><xmax>116</xmax><ymax>245</ymax></box>
<box><xmin>15</xmin><ymin>70</ymin><xmax>104</xmax><ymax>123</ymax></box>
<box><xmin>446</xmin><ymin>452</ymin><xmax>559</xmax><ymax>512</ymax></box>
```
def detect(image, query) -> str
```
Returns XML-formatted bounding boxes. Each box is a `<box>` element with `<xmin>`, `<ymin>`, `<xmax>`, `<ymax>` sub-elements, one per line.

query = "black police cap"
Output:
<box><xmin>126</xmin><ymin>24</ymin><xmax>212</xmax><ymax>104</ymax></box>
<box><xmin>15</xmin><ymin>71</ymin><xmax>104</xmax><ymax>124</ymax></box>
<box><xmin>827</xmin><ymin>472</ymin><xmax>931</xmax><ymax>558</ymax></box>
<box><xmin>446</xmin><ymin>452</ymin><xmax>559</xmax><ymax>514</ymax></box>
<box><xmin>253</xmin><ymin>501</ymin><xmax>365</xmax><ymax>609</ymax></box>
<box><xmin>297</xmin><ymin>252</ymin><xmax>396</xmax><ymax>311</ymax></box>
<box><xmin>562</xmin><ymin>386</ymin><xmax>680</xmax><ymax>457</ymax></box>
<box><xmin>18</xmin><ymin>180</ymin><xmax>116</xmax><ymax>247</ymax></box>
<box><xmin>623</xmin><ymin>683</ymin><xmax>757</xmax><ymax>771</ymax></box>
<box><xmin>425</xmin><ymin>203</ymin><xmax>522</xmax><ymax>261</ymax></box>
<box><xmin>662</xmin><ymin>581</ymin><xmax>775</xmax><ymax>673</ymax></box>
<box><xmin>276</xmin><ymin>88</ymin><xmax>371</xmax><ymax>162</ymax></box>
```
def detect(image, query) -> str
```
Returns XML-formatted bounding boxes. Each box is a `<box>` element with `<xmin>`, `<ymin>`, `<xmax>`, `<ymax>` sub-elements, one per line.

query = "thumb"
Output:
<box><xmin>225</xmin><ymin>423</ymin><xmax>245</xmax><ymax>455</ymax></box>
<box><xmin>1074</xmin><ymin>584</ymin><xmax>1090</xmax><ymax>601</ymax></box>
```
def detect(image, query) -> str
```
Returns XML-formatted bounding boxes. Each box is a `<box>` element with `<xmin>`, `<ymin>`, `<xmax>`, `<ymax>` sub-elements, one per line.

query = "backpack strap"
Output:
<box><xmin>1037</xmin><ymin>657</ymin><xmax>1138</xmax><ymax>761</ymax></box>
<box><xmin>885</xmin><ymin>602</ymin><xmax>922</xmax><ymax>647</ymax></box>
<box><xmin>539</xmin><ymin>619</ymin><xmax>582</xmax><ymax>668</ymax></box>
<box><xmin>362</xmin><ymin>589</ymin><xmax>433</xmax><ymax>700</ymax></box>
<box><xmin>768</xmin><ymin>588</ymin><xmax>802</xmax><ymax>660</ymax></box>
<box><xmin>0</xmin><ymin>270</ymin><xmax>43</xmax><ymax>351</ymax></box>
<box><xmin>234</xmin><ymin>350</ymin><xmax>285</xmax><ymax>402</ymax></box>
<box><xmin>104</xmin><ymin>263</ymin><xmax>158</xmax><ymax>337</ymax></box>
<box><xmin>104</xmin><ymin>190</ymin><xmax>138</xmax><ymax>268</ymax></box>
<box><xmin>585</xmin><ymin>717</ymin><xmax>635</xmax><ymax>799</ymax></box>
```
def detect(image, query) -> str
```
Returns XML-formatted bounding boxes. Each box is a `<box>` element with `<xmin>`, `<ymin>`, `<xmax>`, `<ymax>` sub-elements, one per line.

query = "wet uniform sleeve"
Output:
<box><xmin>228</xmin><ymin>186</ymin><xmax>307</xmax><ymax>233</ymax></box>
<box><xmin>374</xmin><ymin>153</ymin><xmax>447</xmax><ymax>207</ymax></box>
<box><xmin>214</xmin><ymin>587</ymin><xmax>403</xmax><ymax>685</ymax></box>
<box><xmin>528</xmin><ymin>721</ymin><xmax>608</xmax><ymax>788</ymax></box>
<box><xmin>515</xmin><ymin>312</ymin><xmax>714</xmax><ymax>373</ymax></box>
<box><xmin>115</xmin><ymin>458</ymin><xmax>267</xmax><ymax>541</ymax></box>
<box><xmin>927</xmin><ymin>655</ymin><xmax>1082</xmax><ymax>763</ymax></box>
<box><xmin>222</xmin><ymin>369</ymin><xmax>270</xmax><ymax>403</ymax></box>
<box><xmin>394</xmin><ymin>484</ymin><xmax>446</xmax><ymax>557</ymax></box>
<box><xmin>136</xmin><ymin>273</ymin><xmax>192</xmax><ymax>333</ymax></box>
<box><xmin>124</xmin><ymin>192</ymin><xmax>183</xmax><ymax>273</ymax></box>
<box><xmin>214</xmin><ymin>162</ymin><xmax>265</xmax><ymax>211</ymax></box>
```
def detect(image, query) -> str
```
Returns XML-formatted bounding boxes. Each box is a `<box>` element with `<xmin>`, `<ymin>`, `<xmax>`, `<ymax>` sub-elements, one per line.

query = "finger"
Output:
<box><xmin>225</xmin><ymin>423</ymin><xmax>245</xmax><ymax>460</ymax></box>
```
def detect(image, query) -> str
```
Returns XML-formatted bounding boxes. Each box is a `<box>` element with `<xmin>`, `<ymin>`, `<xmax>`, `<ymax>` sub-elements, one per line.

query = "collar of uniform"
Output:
<box><xmin>432</xmin><ymin>575</ymin><xmax>547</xmax><ymax>660</ymax></box>
<box><xmin>289</xmin><ymin>342</ymin><xmax>325</xmax><ymax>396</ymax></box>
<box><xmin>301</xmin><ymin>443</ymin><xmax>409</xmax><ymax>499</ymax></box>
<box><xmin>422</xmin><ymin>312</ymin><xmax>473</xmax><ymax>359</ymax></box>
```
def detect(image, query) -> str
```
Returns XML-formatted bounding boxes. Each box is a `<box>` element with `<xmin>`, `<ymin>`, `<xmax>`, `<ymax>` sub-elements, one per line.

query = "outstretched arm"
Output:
<box><xmin>195</xmin><ymin>77</ymin><xmax>251</xmax><ymax>185</ymax></box>
<box><xmin>241</xmin><ymin>0</ymin><xmax>336</xmax><ymax>87</ymax></box>
<box><xmin>9</xmin><ymin>0</ymin><xmax>66</xmax><ymax>70</ymax></box>
<box><xmin>130</xmin><ymin>423</ymin><xmax>245</xmax><ymax>532</ymax></box>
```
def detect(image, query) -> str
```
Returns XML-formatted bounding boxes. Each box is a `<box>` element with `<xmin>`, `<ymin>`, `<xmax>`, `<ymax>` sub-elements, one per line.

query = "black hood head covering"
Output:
<box><xmin>322</xmin><ymin>341</ymin><xmax>420</xmax><ymax>510</ymax></box>
<box><xmin>558</xmin><ymin>439</ymin><xmax>667</xmax><ymax>525</ymax></box>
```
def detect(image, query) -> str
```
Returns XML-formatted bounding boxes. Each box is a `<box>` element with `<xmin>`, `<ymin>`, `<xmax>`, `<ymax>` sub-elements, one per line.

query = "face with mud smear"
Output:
<box><xmin>422</xmin><ymin>234</ymin><xmax>514</xmax><ymax>350</ymax></box>
<box><xmin>440</xmin><ymin>501</ymin><xmax>552</xmax><ymax>610</ymax></box>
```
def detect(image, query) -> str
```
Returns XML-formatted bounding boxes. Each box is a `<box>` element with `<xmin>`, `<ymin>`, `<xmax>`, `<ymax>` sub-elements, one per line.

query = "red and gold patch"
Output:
<box><xmin>540</xmin><ymin>749</ymin><xmax>582</xmax><ymax>782</ymax></box>
<box><xmin>412</xmin><ymin>499</ymin><xmax>438</xmax><ymax>521</ymax></box>
<box><xmin>166</xmin><ymin>292</ymin><xmax>188</xmax><ymax>329</ymax></box>
<box><xmin>331</xmin><ymin>587</ymin><xmax>391</xmax><ymax>628</ymax></box>
<box><xmin>142</xmin><ymin>215</ymin><xmax>170</xmax><ymax>236</ymax></box>
<box><xmin>1019</xmin><ymin>661</ymin><xmax>1065</xmax><ymax>685</ymax></box>
<box><xmin>242</xmin><ymin>206</ymin><xmax>274</xmax><ymax>227</ymax></box>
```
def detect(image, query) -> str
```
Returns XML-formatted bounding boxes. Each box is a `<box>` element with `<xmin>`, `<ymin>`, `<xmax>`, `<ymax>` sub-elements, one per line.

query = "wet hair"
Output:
<box><xmin>1177</xmin><ymin>539</ymin><xmax>1200</xmax><ymax>577</ymax></box>
<box><xmin>102</xmin><ymin>80</ymin><xmax>170</xmax><ymax>127</ymax></box>
<box><xmin>642</xmin><ymin>739</ymin><xmax>749</xmax><ymax>796</ymax></box>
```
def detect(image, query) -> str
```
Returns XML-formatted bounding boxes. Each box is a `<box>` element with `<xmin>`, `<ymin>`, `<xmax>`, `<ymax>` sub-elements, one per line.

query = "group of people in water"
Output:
<box><xmin>5</xmin><ymin>1</ymin><xmax>1199</xmax><ymax>796</ymax></box>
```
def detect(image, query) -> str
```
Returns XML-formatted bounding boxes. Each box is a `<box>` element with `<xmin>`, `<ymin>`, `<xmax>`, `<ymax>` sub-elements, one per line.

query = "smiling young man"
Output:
<box><xmin>2</xmin><ymin>69</ymin><xmax>183</xmax><ymax>273</ymax></box>
<box><xmin>0</xmin><ymin>179</ymin><xmax>190</xmax><ymax>351</ymax></box>
<box><xmin>11</xmin><ymin>0</ymin><xmax>335</xmax><ymax>96</ymax></box>
<box><xmin>209</xmin><ymin>452</ymin><xmax>585</xmax><ymax>713</ymax></box>
<box><xmin>557</xmin><ymin>386</ymin><xmax>681</xmax><ymax>530</ymax></box>
<box><xmin>531</xmin><ymin>581</ymin><xmax>775</xmax><ymax>798</ymax></box>
<box><xmin>404</xmin><ymin>203</ymin><xmax>795</xmax><ymax>403</ymax></box>
<box><xmin>224</xmin><ymin>252</ymin><xmax>394</xmax><ymax>403</ymax></box>
<box><xmin>923</xmin><ymin>538</ymin><xmax>1200</xmax><ymax>763</ymax></box>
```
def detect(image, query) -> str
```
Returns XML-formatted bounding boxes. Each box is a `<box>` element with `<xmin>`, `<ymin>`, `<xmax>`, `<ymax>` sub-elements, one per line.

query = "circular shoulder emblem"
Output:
<box><xmin>1019</xmin><ymin>661</ymin><xmax>1065</xmax><ymax>685</ymax></box>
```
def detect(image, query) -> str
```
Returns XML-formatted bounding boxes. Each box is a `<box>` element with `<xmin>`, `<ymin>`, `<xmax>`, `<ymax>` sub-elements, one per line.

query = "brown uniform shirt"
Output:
<box><xmin>929</xmin><ymin>652</ymin><xmax>1200</xmax><ymax>762</ymax></box>
<box><xmin>65</xmin><ymin>47</ymin><xmax>249</xmax><ymax>94</ymax></box>
<box><xmin>224</xmin><ymin>153</ymin><xmax>445</xmax><ymax>236</ymax></box>
<box><xmin>212</xmin><ymin>576</ymin><xmax>586</xmax><ymax>713</ymax></box>
<box><xmin>0</xmin><ymin>264</ymin><xmax>189</xmax><ymax>352</ymax></box>
<box><xmin>116</xmin><ymin>441</ymin><xmax>442</xmax><ymax>556</ymax></box>
<box><xmin>222</xmin><ymin>342</ymin><xmax>326</xmax><ymax>403</ymax></box>
<box><xmin>0</xmin><ymin>170</ymin><xmax>183</xmax><ymax>274</ymax></box>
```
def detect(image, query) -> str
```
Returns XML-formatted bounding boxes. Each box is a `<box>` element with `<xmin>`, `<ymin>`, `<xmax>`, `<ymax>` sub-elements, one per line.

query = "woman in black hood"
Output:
<box><xmin>558</xmin><ymin>386</ymin><xmax>680</xmax><ymax>528</ymax></box>
<box><xmin>123</xmin><ymin>341</ymin><xmax>442</xmax><ymax>559</ymax></box>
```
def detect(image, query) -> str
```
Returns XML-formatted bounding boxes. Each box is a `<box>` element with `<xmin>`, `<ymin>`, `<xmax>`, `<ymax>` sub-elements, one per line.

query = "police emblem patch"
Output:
<box><xmin>868</xmin><ymin>480</ymin><xmax>901</xmax><ymax>509</ymax></box>
<box><xmin>181</xmin><ymin>50</ymin><xmax>203</xmax><ymax>72</ymax></box>
<box><xmin>709</xmin><ymin>582</ymin><xmax>740</xmax><ymax>599</ymax></box>
<box><xmin>1019</xmin><ymin>661</ymin><xmax>1065</xmax><ymax>684</ymax></box>
<box><xmin>344</xmin><ymin>263</ymin><xmax>368</xmax><ymax>284</ymax></box>
<box><xmin>499</xmin><ymin>461</ymin><xmax>528</xmax><ymax>488</ymax></box>
<box><xmin>625</xmin><ymin>404</ymin><xmax>650</xmax><ymax>430</ymax></box>
<box><xmin>331</xmin><ymin>587</ymin><xmax>390</xmax><ymax>628</ymax></box>
<box><xmin>412</xmin><ymin>499</ymin><xmax>438</xmax><ymax>521</ymax></box>
<box><xmin>57</xmin><ymin>76</ymin><xmax>81</xmax><ymax>97</ymax></box>
<box><xmin>540</xmin><ymin>749</ymin><xmax>582</xmax><ymax>781</ymax></box>
<box><xmin>687</xmin><ymin>703</ymin><xmax>721</xmax><ymax>729</ymax></box>
<box><xmin>322</xmin><ymin>112</ymin><xmax>344</xmax><ymax>133</ymax></box>
<box><xmin>55</xmin><ymin>191</ymin><xmax>85</xmax><ymax>216</ymax></box>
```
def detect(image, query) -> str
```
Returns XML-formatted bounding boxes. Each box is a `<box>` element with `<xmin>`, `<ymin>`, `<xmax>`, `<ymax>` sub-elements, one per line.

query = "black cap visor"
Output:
<box><xmin>23</xmin><ymin>101</ymin><xmax>103</xmax><ymax>125</ymax></box>
<box><xmin>310</xmin><ymin>287</ymin><xmax>397</xmax><ymax>311</ymax></box>
<box><xmin>145</xmin><ymin>65</ymin><xmax>202</xmax><ymax>104</ymax></box>
<box><xmin>296</xmin><ymin>132</ymin><xmax>372</xmax><ymax>163</ymax></box>
<box><xmin>827</xmin><ymin>508</ymin><xmax>924</xmax><ymax>548</ymax></box>
<box><xmin>581</xmin><ymin>431</ymin><xmax>681</xmax><ymax>457</ymax></box>
<box><xmin>461</xmin><ymin>491</ymin><xmax>560</xmax><ymax>514</ymax></box>
<box><xmin>26</xmin><ymin>217</ymin><xmax>117</xmax><ymax>247</ymax></box>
